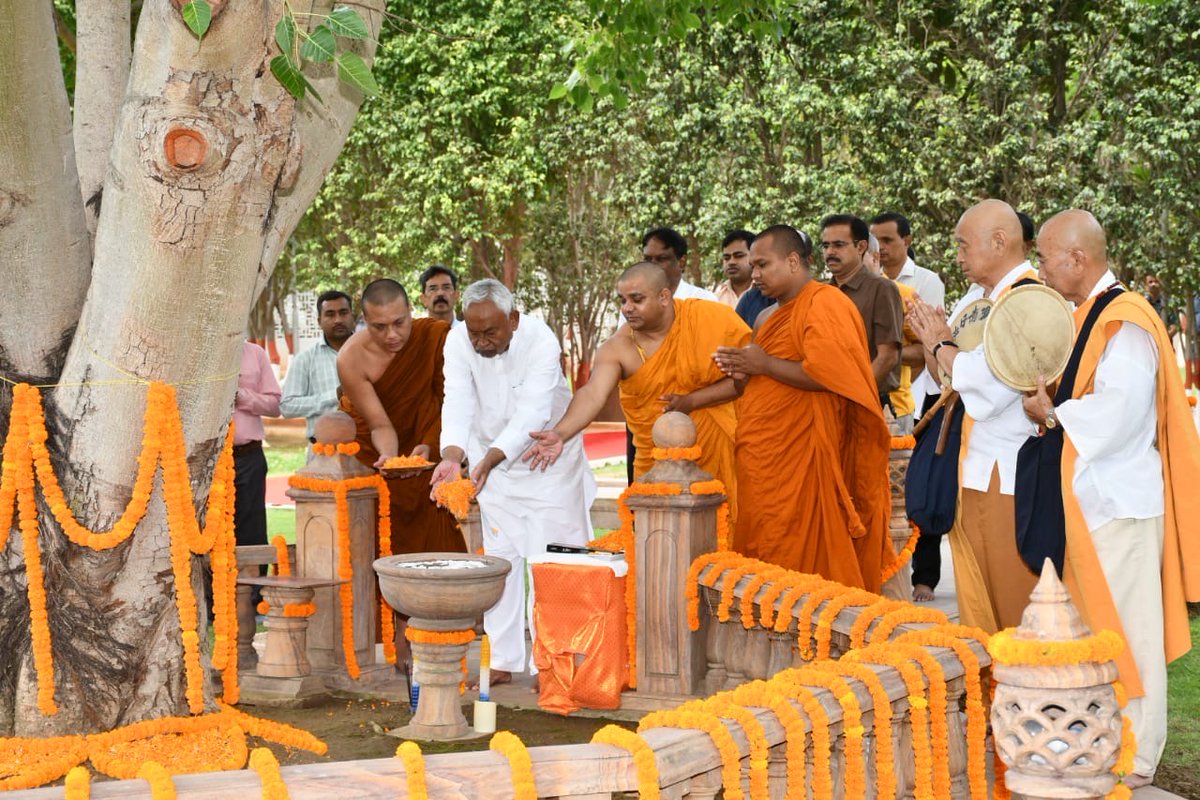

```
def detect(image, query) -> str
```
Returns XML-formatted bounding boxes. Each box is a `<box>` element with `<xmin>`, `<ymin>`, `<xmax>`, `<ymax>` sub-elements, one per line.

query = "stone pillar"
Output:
<box><xmin>990</xmin><ymin>561</ymin><xmax>1123</xmax><ymax>800</ymax></box>
<box><xmin>626</xmin><ymin>412</ymin><xmax>722</xmax><ymax>697</ymax></box>
<box><xmin>286</xmin><ymin>411</ymin><xmax>389</xmax><ymax>686</ymax></box>
<box><xmin>882</xmin><ymin>426</ymin><xmax>914</xmax><ymax>601</ymax></box>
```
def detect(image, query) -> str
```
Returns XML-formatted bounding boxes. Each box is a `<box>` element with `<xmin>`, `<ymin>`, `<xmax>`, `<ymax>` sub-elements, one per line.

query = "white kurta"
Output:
<box><xmin>441</xmin><ymin>317</ymin><xmax>595</xmax><ymax>672</ymax></box>
<box><xmin>949</xmin><ymin>262</ymin><xmax>1040</xmax><ymax>494</ymax></box>
<box><xmin>1056</xmin><ymin>271</ymin><xmax>1167</xmax><ymax>776</ymax></box>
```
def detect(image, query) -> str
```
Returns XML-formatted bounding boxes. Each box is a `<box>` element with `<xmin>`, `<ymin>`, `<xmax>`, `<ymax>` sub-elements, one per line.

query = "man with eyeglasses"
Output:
<box><xmin>820</xmin><ymin>214</ymin><xmax>904</xmax><ymax>403</ymax></box>
<box><xmin>418</xmin><ymin>264</ymin><xmax>462</xmax><ymax>328</ymax></box>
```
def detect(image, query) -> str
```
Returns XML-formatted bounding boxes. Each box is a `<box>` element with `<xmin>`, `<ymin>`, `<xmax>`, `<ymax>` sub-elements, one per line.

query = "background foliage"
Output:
<box><xmin>270</xmin><ymin>0</ymin><xmax>1197</xmax><ymax>364</ymax></box>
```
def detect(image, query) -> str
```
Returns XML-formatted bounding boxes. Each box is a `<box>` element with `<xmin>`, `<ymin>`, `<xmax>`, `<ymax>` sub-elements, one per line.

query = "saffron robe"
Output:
<box><xmin>341</xmin><ymin>318</ymin><xmax>464</xmax><ymax>554</ymax></box>
<box><xmin>1060</xmin><ymin>291</ymin><xmax>1200</xmax><ymax>696</ymax></box>
<box><xmin>620</xmin><ymin>299</ymin><xmax>750</xmax><ymax>509</ymax></box>
<box><xmin>734</xmin><ymin>281</ymin><xmax>892</xmax><ymax>592</ymax></box>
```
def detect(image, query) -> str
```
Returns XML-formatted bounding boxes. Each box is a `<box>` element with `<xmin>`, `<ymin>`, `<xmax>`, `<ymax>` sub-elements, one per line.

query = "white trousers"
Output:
<box><xmin>480</xmin><ymin>513</ymin><xmax>536</xmax><ymax>674</ymax></box>
<box><xmin>1091</xmin><ymin>515</ymin><xmax>1167</xmax><ymax>777</ymax></box>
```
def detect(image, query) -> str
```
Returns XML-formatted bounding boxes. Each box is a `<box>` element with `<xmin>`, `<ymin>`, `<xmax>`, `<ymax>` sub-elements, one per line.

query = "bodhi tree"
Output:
<box><xmin>0</xmin><ymin>0</ymin><xmax>383</xmax><ymax>735</ymax></box>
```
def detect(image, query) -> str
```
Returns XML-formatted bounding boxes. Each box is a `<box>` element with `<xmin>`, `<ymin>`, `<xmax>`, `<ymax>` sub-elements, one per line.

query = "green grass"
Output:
<box><xmin>266</xmin><ymin>507</ymin><xmax>295</xmax><ymax>544</ymax></box>
<box><xmin>1159</xmin><ymin>610</ymin><xmax>1200</xmax><ymax>798</ymax></box>
<box><xmin>265</xmin><ymin>444</ymin><xmax>307</xmax><ymax>476</ymax></box>
<box><xmin>590</xmin><ymin>460</ymin><xmax>627</xmax><ymax>479</ymax></box>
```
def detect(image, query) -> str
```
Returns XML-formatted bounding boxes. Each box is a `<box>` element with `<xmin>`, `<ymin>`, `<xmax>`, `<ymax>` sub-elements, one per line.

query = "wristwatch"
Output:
<box><xmin>1044</xmin><ymin>408</ymin><xmax>1058</xmax><ymax>429</ymax></box>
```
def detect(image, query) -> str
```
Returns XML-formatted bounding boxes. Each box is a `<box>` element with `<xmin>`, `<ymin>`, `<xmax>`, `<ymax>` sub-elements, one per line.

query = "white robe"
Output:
<box><xmin>441</xmin><ymin>316</ymin><xmax>595</xmax><ymax>672</ymax></box>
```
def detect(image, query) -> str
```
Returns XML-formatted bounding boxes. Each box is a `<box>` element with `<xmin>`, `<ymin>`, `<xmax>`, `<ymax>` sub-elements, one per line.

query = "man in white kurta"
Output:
<box><xmin>908</xmin><ymin>199</ymin><xmax>1040</xmax><ymax>633</ymax></box>
<box><xmin>1020</xmin><ymin>210</ymin><xmax>1200</xmax><ymax>786</ymax></box>
<box><xmin>432</xmin><ymin>280</ymin><xmax>595</xmax><ymax>680</ymax></box>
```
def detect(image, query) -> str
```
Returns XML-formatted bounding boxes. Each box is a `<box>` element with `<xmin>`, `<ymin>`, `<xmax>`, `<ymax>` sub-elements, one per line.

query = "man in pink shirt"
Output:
<box><xmin>233</xmin><ymin>341</ymin><xmax>282</xmax><ymax>547</ymax></box>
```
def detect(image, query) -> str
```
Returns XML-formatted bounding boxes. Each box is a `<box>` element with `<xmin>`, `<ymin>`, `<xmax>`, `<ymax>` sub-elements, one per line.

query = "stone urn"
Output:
<box><xmin>374</xmin><ymin>552</ymin><xmax>511</xmax><ymax>740</ymax></box>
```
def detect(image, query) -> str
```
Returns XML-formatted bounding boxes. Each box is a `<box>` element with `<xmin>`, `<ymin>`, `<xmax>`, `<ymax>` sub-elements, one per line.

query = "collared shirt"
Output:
<box><xmin>894</xmin><ymin>257</ymin><xmax>946</xmax><ymax>310</ymax></box>
<box><xmin>714</xmin><ymin>280</ymin><xmax>750</xmax><ymax>309</ymax></box>
<box><xmin>673</xmin><ymin>279</ymin><xmax>718</xmax><ymax>302</ymax></box>
<box><xmin>280</xmin><ymin>338</ymin><xmax>341</xmax><ymax>440</ymax></box>
<box><xmin>735</xmin><ymin>286</ymin><xmax>776</xmax><ymax>328</ymax></box>
<box><xmin>1058</xmin><ymin>270</ymin><xmax>1163</xmax><ymax>530</ymax></box>
<box><xmin>950</xmin><ymin>261</ymin><xmax>1039</xmax><ymax>493</ymax></box>
<box><xmin>233</xmin><ymin>341</ymin><xmax>281</xmax><ymax>445</ymax></box>
<box><xmin>1144</xmin><ymin>292</ymin><xmax>1176</xmax><ymax>332</ymax></box>
<box><xmin>834</xmin><ymin>266</ymin><xmax>904</xmax><ymax>393</ymax></box>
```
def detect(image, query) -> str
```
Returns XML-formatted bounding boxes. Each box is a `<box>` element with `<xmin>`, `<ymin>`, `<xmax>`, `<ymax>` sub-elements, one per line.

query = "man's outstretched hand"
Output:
<box><xmin>522</xmin><ymin>430</ymin><xmax>564</xmax><ymax>471</ymax></box>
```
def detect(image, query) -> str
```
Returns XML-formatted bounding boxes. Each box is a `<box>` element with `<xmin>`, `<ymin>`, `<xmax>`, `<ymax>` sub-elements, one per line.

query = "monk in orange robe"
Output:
<box><xmin>524</xmin><ymin>263</ymin><xmax>750</xmax><ymax>516</ymax></box>
<box><xmin>337</xmin><ymin>278</ymin><xmax>464</xmax><ymax>556</ymax></box>
<box><xmin>715</xmin><ymin>225</ymin><xmax>891</xmax><ymax>592</ymax></box>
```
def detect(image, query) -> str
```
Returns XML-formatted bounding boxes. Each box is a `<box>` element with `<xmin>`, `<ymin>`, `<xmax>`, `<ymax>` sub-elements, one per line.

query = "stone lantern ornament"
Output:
<box><xmin>989</xmin><ymin>560</ymin><xmax>1129</xmax><ymax>800</ymax></box>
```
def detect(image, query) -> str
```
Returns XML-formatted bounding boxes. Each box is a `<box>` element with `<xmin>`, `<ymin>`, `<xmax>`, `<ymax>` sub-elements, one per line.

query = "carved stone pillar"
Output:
<box><xmin>704</xmin><ymin>589</ymin><xmax>727</xmax><ymax>695</ymax></box>
<box><xmin>626</xmin><ymin>412</ymin><xmax>722</xmax><ymax>697</ymax></box>
<box><xmin>990</xmin><ymin>562</ymin><xmax>1123</xmax><ymax>800</ymax></box>
<box><xmin>286</xmin><ymin>411</ymin><xmax>389</xmax><ymax>686</ymax></box>
<box><xmin>882</xmin><ymin>430</ymin><xmax>914</xmax><ymax>601</ymax></box>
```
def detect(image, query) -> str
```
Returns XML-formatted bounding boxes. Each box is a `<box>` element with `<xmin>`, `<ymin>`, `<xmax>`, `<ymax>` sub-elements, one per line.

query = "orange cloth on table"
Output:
<box><xmin>1060</xmin><ymin>292</ymin><xmax>1200</xmax><ymax>697</ymax></box>
<box><xmin>340</xmin><ymin>318</ymin><xmax>464</xmax><ymax>555</ymax></box>
<box><xmin>620</xmin><ymin>298</ymin><xmax>750</xmax><ymax>512</ymax></box>
<box><xmin>734</xmin><ymin>281</ymin><xmax>891</xmax><ymax>592</ymax></box>
<box><xmin>532</xmin><ymin>563</ymin><xmax>628</xmax><ymax>715</ymax></box>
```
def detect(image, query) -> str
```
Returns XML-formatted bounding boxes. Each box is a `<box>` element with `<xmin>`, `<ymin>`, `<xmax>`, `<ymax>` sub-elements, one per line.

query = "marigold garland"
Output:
<box><xmin>590</xmin><ymin>725</ymin><xmax>660</xmax><ymax>800</ymax></box>
<box><xmin>1108</xmin><ymin>715</ymin><xmax>1137</xmax><ymax>799</ymax></box>
<box><xmin>63</xmin><ymin>765</ymin><xmax>90</xmax><ymax>799</ymax></box>
<box><xmin>90</xmin><ymin>723</ymin><xmax>248</xmax><ymax>780</ymax></box>
<box><xmin>489</xmin><ymin>731</ymin><xmax>537</xmax><ymax>800</ymax></box>
<box><xmin>988</xmin><ymin>627</ymin><xmax>1125</xmax><ymax>666</ymax></box>
<box><xmin>0</xmin><ymin>736</ymin><xmax>89</xmax><ymax>791</ymax></box>
<box><xmin>432</xmin><ymin>477</ymin><xmax>477</xmax><ymax>519</ymax></box>
<box><xmin>688</xmin><ymin>479</ymin><xmax>732</xmax><ymax>550</ymax></box>
<box><xmin>249</xmin><ymin>746</ymin><xmax>289</xmax><ymax>800</ymax></box>
<box><xmin>718</xmin><ymin>561</ymin><xmax>761</xmax><ymax>623</ymax></box>
<box><xmin>313</xmin><ymin>441</ymin><xmax>362</xmax><ymax>457</ymax></box>
<box><xmin>704</xmin><ymin>696</ymin><xmax>770</xmax><ymax>799</ymax></box>
<box><xmin>789</xmin><ymin>667</ymin><xmax>866</xmax><ymax>799</ymax></box>
<box><xmin>405</xmin><ymin>627</ymin><xmax>477</xmax><ymax>646</ymax></box>
<box><xmin>651</xmin><ymin>445</ymin><xmax>702</xmax><ymax>461</ymax></box>
<box><xmin>730</xmin><ymin>680</ymin><xmax>809</xmax><ymax>799</ymax></box>
<box><xmin>889</xmin><ymin>434</ymin><xmax>917</xmax><ymax>450</ymax></box>
<box><xmin>136</xmin><ymin>760</ymin><xmax>175</xmax><ymax>799</ymax></box>
<box><xmin>685</xmin><ymin>552</ymin><xmax>727</xmax><ymax>631</ymax></box>
<box><xmin>271</xmin><ymin>535</ymin><xmax>291</xmax><ymax>576</ymax></box>
<box><xmin>639</xmin><ymin>707</ymin><xmax>745</xmax><ymax>800</ymax></box>
<box><xmin>811</xmin><ymin>660</ymin><xmax>896</xmax><ymax>800</ymax></box>
<box><xmin>880</xmin><ymin>520</ymin><xmax>921</xmax><ymax>583</ymax></box>
<box><xmin>739</xmin><ymin>566</ymin><xmax>788</xmax><ymax>630</ymax></box>
<box><xmin>282</xmin><ymin>602</ymin><xmax>316</xmax><ymax>618</ymax></box>
<box><xmin>859</xmin><ymin>602</ymin><xmax>950</xmax><ymax>646</ymax></box>
<box><xmin>396</xmin><ymin>741</ymin><xmax>428</xmax><ymax>798</ymax></box>
<box><xmin>812</xmin><ymin>588</ymin><xmax>876</xmax><ymax>660</ymax></box>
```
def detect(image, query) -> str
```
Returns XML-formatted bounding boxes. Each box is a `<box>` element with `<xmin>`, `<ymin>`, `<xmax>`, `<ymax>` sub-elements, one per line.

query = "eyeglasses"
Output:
<box><xmin>818</xmin><ymin>240</ymin><xmax>854</xmax><ymax>251</ymax></box>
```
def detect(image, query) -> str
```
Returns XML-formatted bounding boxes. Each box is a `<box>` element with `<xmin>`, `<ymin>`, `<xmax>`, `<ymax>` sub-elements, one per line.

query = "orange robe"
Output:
<box><xmin>734</xmin><ymin>281</ymin><xmax>892</xmax><ymax>592</ymax></box>
<box><xmin>341</xmin><ymin>318</ymin><xmax>464</xmax><ymax>554</ymax></box>
<box><xmin>1061</xmin><ymin>293</ymin><xmax>1200</xmax><ymax>696</ymax></box>
<box><xmin>620</xmin><ymin>299</ymin><xmax>750</xmax><ymax>507</ymax></box>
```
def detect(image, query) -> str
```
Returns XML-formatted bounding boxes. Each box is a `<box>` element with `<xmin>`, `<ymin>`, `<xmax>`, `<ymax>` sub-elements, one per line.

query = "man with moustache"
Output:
<box><xmin>418</xmin><ymin>264</ymin><xmax>462</xmax><ymax>328</ymax></box>
<box><xmin>281</xmin><ymin>290</ymin><xmax>355</xmax><ymax>456</ymax></box>
<box><xmin>714</xmin><ymin>229</ymin><xmax>756</xmax><ymax>308</ymax></box>
<box><xmin>641</xmin><ymin>227</ymin><xmax>718</xmax><ymax>301</ymax></box>
<box><xmin>907</xmin><ymin>199</ymin><xmax>1041</xmax><ymax>633</ymax></box>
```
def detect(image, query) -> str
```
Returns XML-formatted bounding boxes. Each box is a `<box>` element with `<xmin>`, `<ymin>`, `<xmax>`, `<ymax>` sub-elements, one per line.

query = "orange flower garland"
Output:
<box><xmin>136</xmin><ymin>760</ymin><xmax>175</xmax><ymax>799</ymax></box>
<box><xmin>811</xmin><ymin>659</ymin><xmax>896</xmax><ymax>800</ymax></box>
<box><xmin>313</xmin><ymin>441</ymin><xmax>362</xmax><ymax>457</ymax></box>
<box><xmin>489</xmin><ymin>731</ymin><xmax>538</xmax><ymax>800</ymax></box>
<box><xmin>812</xmin><ymin>588</ymin><xmax>876</xmax><ymax>660</ymax></box>
<box><xmin>63</xmin><ymin>765</ymin><xmax>90</xmax><ymax>799</ymax></box>
<box><xmin>889</xmin><ymin>434</ymin><xmax>917</xmax><ymax>450</ymax></box>
<box><xmin>730</xmin><ymin>680</ymin><xmax>810</xmax><ymax>798</ymax></box>
<box><xmin>432</xmin><ymin>477</ymin><xmax>476</xmax><ymax>519</ymax></box>
<box><xmin>860</xmin><ymin>602</ymin><xmax>950</xmax><ymax>645</ymax></box>
<box><xmin>651</xmin><ymin>445</ymin><xmax>702</xmax><ymax>461</ymax></box>
<box><xmin>0</xmin><ymin>735</ymin><xmax>89</xmax><ymax>791</ymax></box>
<box><xmin>792</xmin><ymin>583</ymin><xmax>849</xmax><ymax>659</ymax></box>
<box><xmin>789</xmin><ymin>667</ymin><xmax>866</xmax><ymax>799</ymax></box>
<box><xmin>395</xmin><ymin>741</ymin><xmax>428</xmax><ymax>798</ymax></box>
<box><xmin>685</xmin><ymin>552</ymin><xmax>726</xmax><ymax>630</ymax></box>
<box><xmin>90</xmin><ymin>723</ymin><xmax>248</xmax><ymax>779</ymax></box>
<box><xmin>988</xmin><ymin>627</ymin><xmax>1125</xmax><ymax>666</ymax></box>
<box><xmin>717</xmin><ymin>561</ymin><xmax>761</xmax><ymax>623</ymax></box>
<box><xmin>249</xmin><ymin>747</ymin><xmax>289</xmax><ymax>800</ymax></box>
<box><xmin>405</xmin><ymin>628</ymin><xmax>477</xmax><ymax>646</ymax></box>
<box><xmin>590</xmin><ymin>725</ymin><xmax>660</xmax><ymax>800</ymax></box>
<box><xmin>880</xmin><ymin>520</ymin><xmax>921</xmax><ymax>583</ymax></box>
<box><xmin>272</xmin><ymin>535</ymin><xmax>291</xmax><ymax>576</ymax></box>
<box><xmin>739</xmin><ymin>565</ymin><xmax>788</xmax><ymax>629</ymax></box>
<box><xmin>639</xmin><ymin>707</ymin><xmax>745</xmax><ymax>800</ymax></box>
<box><xmin>704</xmin><ymin>697</ymin><xmax>770</xmax><ymax>799</ymax></box>
<box><xmin>688</xmin><ymin>479</ymin><xmax>732</xmax><ymax>550</ymax></box>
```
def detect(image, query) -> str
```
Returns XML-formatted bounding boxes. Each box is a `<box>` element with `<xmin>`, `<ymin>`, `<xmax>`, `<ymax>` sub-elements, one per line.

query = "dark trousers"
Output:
<box><xmin>625</xmin><ymin>426</ymin><xmax>636</xmax><ymax>486</ymax></box>
<box><xmin>911</xmin><ymin>530</ymin><xmax>943</xmax><ymax>590</ymax></box>
<box><xmin>233</xmin><ymin>443</ymin><xmax>268</xmax><ymax>547</ymax></box>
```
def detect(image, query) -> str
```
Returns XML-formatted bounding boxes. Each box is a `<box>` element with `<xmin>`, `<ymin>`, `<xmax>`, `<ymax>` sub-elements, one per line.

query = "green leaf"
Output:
<box><xmin>270</xmin><ymin>55</ymin><xmax>306</xmax><ymax>100</ymax></box>
<box><xmin>336</xmin><ymin>52</ymin><xmax>380</xmax><ymax>97</ymax></box>
<box><xmin>328</xmin><ymin>6</ymin><xmax>370</xmax><ymax>39</ymax></box>
<box><xmin>548</xmin><ymin>83</ymin><xmax>569</xmax><ymax>100</ymax></box>
<box><xmin>274</xmin><ymin>14</ymin><xmax>295</xmax><ymax>57</ymax></box>
<box><xmin>682</xmin><ymin>12</ymin><xmax>703</xmax><ymax>29</ymax></box>
<box><xmin>300</xmin><ymin>24</ymin><xmax>336</xmax><ymax>63</ymax></box>
<box><xmin>181</xmin><ymin>0</ymin><xmax>212</xmax><ymax>39</ymax></box>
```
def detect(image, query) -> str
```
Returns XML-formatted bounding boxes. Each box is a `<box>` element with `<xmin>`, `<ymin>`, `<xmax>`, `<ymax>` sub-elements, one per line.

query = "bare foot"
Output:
<box><xmin>1122</xmin><ymin>773</ymin><xmax>1154</xmax><ymax>790</ymax></box>
<box><xmin>470</xmin><ymin>669</ymin><xmax>513</xmax><ymax>691</ymax></box>
<box><xmin>913</xmin><ymin>584</ymin><xmax>935</xmax><ymax>602</ymax></box>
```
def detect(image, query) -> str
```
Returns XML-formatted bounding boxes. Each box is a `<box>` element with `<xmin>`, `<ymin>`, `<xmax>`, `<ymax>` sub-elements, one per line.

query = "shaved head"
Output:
<box><xmin>619</xmin><ymin>261</ymin><xmax>670</xmax><ymax>293</ymax></box>
<box><xmin>954</xmin><ymin>199</ymin><xmax>1029</xmax><ymax>289</ymax></box>
<box><xmin>361</xmin><ymin>278</ymin><xmax>410</xmax><ymax>310</ymax></box>
<box><xmin>1035</xmin><ymin>209</ymin><xmax>1109</xmax><ymax>305</ymax></box>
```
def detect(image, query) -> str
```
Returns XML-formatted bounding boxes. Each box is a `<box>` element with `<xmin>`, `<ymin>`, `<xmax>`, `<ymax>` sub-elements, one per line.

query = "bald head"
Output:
<box><xmin>1036</xmin><ymin>209</ymin><xmax>1109</xmax><ymax>305</ymax></box>
<box><xmin>619</xmin><ymin>261</ymin><xmax>670</xmax><ymax>293</ymax></box>
<box><xmin>954</xmin><ymin>199</ymin><xmax>1028</xmax><ymax>289</ymax></box>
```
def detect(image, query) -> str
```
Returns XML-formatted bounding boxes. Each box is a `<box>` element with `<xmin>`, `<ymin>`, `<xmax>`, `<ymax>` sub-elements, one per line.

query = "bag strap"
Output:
<box><xmin>1053</xmin><ymin>284</ymin><xmax>1125</xmax><ymax>405</ymax></box>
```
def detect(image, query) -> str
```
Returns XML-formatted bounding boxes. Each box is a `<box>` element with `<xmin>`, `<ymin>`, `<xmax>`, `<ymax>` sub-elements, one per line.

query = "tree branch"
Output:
<box><xmin>0</xmin><ymin>1</ymin><xmax>92</xmax><ymax>386</ymax></box>
<box><xmin>74</xmin><ymin>0</ymin><xmax>132</xmax><ymax>246</ymax></box>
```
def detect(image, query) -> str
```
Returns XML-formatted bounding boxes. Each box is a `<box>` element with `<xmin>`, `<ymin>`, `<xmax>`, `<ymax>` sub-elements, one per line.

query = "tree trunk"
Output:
<box><xmin>0</xmin><ymin>0</ymin><xmax>382</xmax><ymax>735</ymax></box>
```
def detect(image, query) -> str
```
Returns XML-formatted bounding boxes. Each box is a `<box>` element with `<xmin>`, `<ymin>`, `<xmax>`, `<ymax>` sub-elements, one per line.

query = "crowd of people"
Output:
<box><xmin>241</xmin><ymin>200</ymin><xmax>1196</xmax><ymax>788</ymax></box>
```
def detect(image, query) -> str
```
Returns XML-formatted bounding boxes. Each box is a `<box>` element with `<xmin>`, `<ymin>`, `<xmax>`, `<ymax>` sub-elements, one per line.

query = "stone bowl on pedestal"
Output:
<box><xmin>373</xmin><ymin>553</ymin><xmax>511</xmax><ymax>741</ymax></box>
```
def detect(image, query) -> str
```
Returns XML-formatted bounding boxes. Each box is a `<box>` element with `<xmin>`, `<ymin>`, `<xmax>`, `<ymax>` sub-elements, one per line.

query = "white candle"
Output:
<box><xmin>473</xmin><ymin>700</ymin><xmax>497</xmax><ymax>734</ymax></box>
